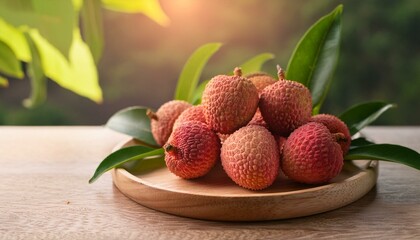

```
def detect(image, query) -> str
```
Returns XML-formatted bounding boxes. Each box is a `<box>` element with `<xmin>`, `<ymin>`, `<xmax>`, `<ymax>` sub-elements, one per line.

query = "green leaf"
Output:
<box><xmin>0</xmin><ymin>76</ymin><xmax>8</xmax><ymax>87</ymax></box>
<box><xmin>101</xmin><ymin>0</ymin><xmax>170</xmax><ymax>26</ymax></box>
<box><xmin>22</xmin><ymin>33</ymin><xmax>47</xmax><ymax>108</ymax></box>
<box><xmin>0</xmin><ymin>18</ymin><xmax>31</xmax><ymax>62</ymax></box>
<box><xmin>0</xmin><ymin>0</ymin><xmax>76</xmax><ymax>58</ymax></box>
<box><xmin>286</xmin><ymin>5</ymin><xmax>343</xmax><ymax>114</ymax></box>
<box><xmin>192</xmin><ymin>79</ymin><xmax>209</xmax><ymax>105</ymax></box>
<box><xmin>28</xmin><ymin>28</ymin><xmax>103</xmax><ymax>103</ymax></box>
<box><xmin>81</xmin><ymin>0</ymin><xmax>104</xmax><ymax>63</ymax></box>
<box><xmin>239</xmin><ymin>53</ymin><xmax>275</xmax><ymax>74</ymax></box>
<box><xmin>339</xmin><ymin>102</ymin><xmax>396</xmax><ymax>136</ymax></box>
<box><xmin>350</xmin><ymin>137</ymin><xmax>375</xmax><ymax>149</ymax></box>
<box><xmin>89</xmin><ymin>146</ymin><xmax>164</xmax><ymax>183</ymax></box>
<box><xmin>0</xmin><ymin>41</ymin><xmax>24</xmax><ymax>78</ymax></box>
<box><xmin>345</xmin><ymin>144</ymin><xmax>420</xmax><ymax>170</ymax></box>
<box><xmin>174</xmin><ymin>42</ymin><xmax>222</xmax><ymax>103</ymax></box>
<box><xmin>106</xmin><ymin>106</ymin><xmax>158</xmax><ymax>147</ymax></box>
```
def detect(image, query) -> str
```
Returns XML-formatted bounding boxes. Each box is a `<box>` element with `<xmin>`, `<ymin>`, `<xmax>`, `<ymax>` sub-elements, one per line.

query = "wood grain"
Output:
<box><xmin>112</xmin><ymin>140</ymin><xmax>378</xmax><ymax>221</ymax></box>
<box><xmin>1</xmin><ymin>126</ymin><xmax>420</xmax><ymax>239</ymax></box>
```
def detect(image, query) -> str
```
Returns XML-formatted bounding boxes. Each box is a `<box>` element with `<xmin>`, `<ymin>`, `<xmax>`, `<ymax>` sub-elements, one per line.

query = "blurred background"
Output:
<box><xmin>0</xmin><ymin>0</ymin><xmax>419</xmax><ymax>125</ymax></box>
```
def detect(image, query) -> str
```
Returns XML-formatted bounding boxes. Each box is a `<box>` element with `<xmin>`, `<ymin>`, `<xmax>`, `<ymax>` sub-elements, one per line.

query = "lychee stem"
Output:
<box><xmin>146</xmin><ymin>109</ymin><xmax>158</xmax><ymax>120</ymax></box>
<box><xmin>276</xmin><ymin>65</ymin><xmax>285</xmax><ymax>80</ymax></box>
<box><xmin>233</xmin><ymin>67</ymin><xmax>242</xmax><ymax>77</ymax></box>
<box><xmin>164</xmin><ymin>144</ymin><xmax>176</xmax><ymax>152</ymax></box>
<box><xmin>333</xmin><ymin>132</ymin><xmax>348</xmax><ymax>143</ymax></box>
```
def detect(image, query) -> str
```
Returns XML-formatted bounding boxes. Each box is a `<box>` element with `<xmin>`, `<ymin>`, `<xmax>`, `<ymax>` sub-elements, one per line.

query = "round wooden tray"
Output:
<box><xmin>112</xmin><ymin>139</ymin><xmax>379</xmax><ymax>221</ymax></box>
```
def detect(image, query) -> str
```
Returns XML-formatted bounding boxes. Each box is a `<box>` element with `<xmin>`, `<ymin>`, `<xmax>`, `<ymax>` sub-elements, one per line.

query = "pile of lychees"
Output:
<box><xmin>147</xmin><ymin>66</ymin><xmax>351</xmax><ymax>191</ymax></box>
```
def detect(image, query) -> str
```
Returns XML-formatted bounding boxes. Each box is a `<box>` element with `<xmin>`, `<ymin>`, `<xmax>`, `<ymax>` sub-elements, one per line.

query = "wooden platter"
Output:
<box><xmin>111</xmin><ymin>139</ymin><xmax>379</xmax><ymax>221</ymax></box>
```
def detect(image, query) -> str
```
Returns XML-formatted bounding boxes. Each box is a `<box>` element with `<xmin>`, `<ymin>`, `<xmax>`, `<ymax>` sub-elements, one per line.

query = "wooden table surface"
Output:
<box><xmin>1</xmin><ymin>126</ymin><xmax>419</xmax><ymax>239</ymax></box>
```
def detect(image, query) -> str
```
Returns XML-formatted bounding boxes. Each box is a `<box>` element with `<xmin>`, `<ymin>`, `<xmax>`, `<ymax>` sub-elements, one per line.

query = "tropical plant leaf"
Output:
<box><xmin>191</xmin><ymin>79</ymin><xmax>209</xmax><ymax>105</ymax></box>
<box><xmin>22</xmin><ymin>33</ymin><xmax>47</xmax><ymax>108</ymax></box>
<box><xmin>174</xmin><ymin>42</ymin><xmax>222</xmax><ymax>103</ymax></box>
<box><xmin>350</xmin><ymin>137</ymin><xmax>375</xmax><ymax>149</ymax></box>
<box><xmin>0</xmin><ymin>18</ymin><xmax>31</xmax><ymax>62</ymax></box>
<box><xmin>28</xmin><ymin>28</ymin><xmax>102</xmax><ymax>103</ymax></box>
<box><xmin>0</xmin><ymin>76</ymin><xmax>8</xmax><ymax>87</ymax></box>
<box><xmin>106</xmin><ymin>106</ymin><xmax>158</xmax><ymax>147</ymax></box>
<box><xmin>81</xmin><ymin>0</ymin><xmax>104</xmax><ymax>63</ymax></box>
<box><xmin>345</xmin><ymin>144</ymin><xmax>420</xmax><ymax>170</ymax></box>
<box><xmin>89</xmin><ymin>146</ymin><xmax>164</xmax><ymax>183</ymax></box>
<box><xmin>239</xmin><ymin>53</ymin><xmax>275</xmax><ymax>75</ymax></box>
<box><xmin>339</xmin><ymin>102</ymin><xmax>396</xmax><ymax>136</ymax></box>
<box><xmin>101</xmin><ymin>0</ymin><xmax>170</xmax><ymax>26</ymax></box>
<box><xmin>286</xmin><ymin>5</ymin><xmax>343</xmax><ymax>114</ymax></box>
<box><xmin>0</xmin><ymin>41</ymin><xmax>24</xmax><ymax>78</ymax></box>
<box><xmin>0</xmin><ymin>0</ymin><xmax>76</xmax><ymax>58</ymax></box>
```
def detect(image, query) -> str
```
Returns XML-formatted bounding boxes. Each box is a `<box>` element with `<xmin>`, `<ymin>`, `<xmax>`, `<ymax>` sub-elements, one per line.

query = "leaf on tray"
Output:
<box><xmin>345</xmin><ymin>144</ymin><xmax>420</xmax><ymax>170</ymax></box>
<box><xmin>339</xmin><ymin>102</ymin><xmax>396</xmax><ymax>136</ymax></box>
<box><xmin>89</xmin><ymin>146</ymin><xmax>164</xmax><ymax>183</ymax></box>
<box><xmin>106</xmin><ymin>106</ymin><xmax>158</xmax><ymax>147</ymax></box>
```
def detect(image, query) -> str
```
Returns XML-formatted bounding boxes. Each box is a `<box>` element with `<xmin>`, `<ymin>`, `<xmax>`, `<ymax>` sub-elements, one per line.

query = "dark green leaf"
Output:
<box><xmin>81</xmin><ymin>0</ymin><xmax>104</xmax><ymax>63</ymax></box>
<box><xmin>339</xmin><ymin>102</ymin><xmax>396</xmax><ymax>136</ymax></box>
<box><xmin>345</xmin><ymin>144</ymin><xmax>420</xmax><ymax>170</ymax></box>
<box><xmin>350</xmin><ymin>137</ymin><xmax>375</xmax><ymax>149</ymax></box>
<box><xmin>106</xmin><ymin>106</ymin><xmax>158</xmax><ymax>147</ymax></box>
<box><xmin>0</xmin><ymin>40</ymin><xmax>24</xmax><ymax>78</ymax></box>
<box><xmin>0</xmin><ymin>0</ymin><xmax>76</xmax><ymax>58</ymax></box>
<box><xmin>23</xmin><ymin>33</ymin><xmax>47</xmax><ymax>108</ymax></box>
<box><xmin>286</xmin><ymin>5</ymin><xmax>343</xmax><ymax>114</ymax></box>
<box><xmin>89</xmin><ymin>146</ymin><xmax>164</xmax><ymax>183</ymax></box>
<box><xmin>239</xmin><ymin>53</ymin><xmax>275</xmax><ymax>74</ymax></box>
<box><xmin>174</xmin><ymin>42</ymin><xmax>222</xmax><ymax>103</ymax></box>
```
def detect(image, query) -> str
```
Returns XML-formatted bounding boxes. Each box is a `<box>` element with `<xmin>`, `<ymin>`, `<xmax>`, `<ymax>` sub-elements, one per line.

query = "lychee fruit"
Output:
<box><xmin>282</xmin><ymin>122</ymin><xmax>344</xmax><ymax>184</ymax></box>
<box><xmin>276</xmin><ymin>136</ymin><xmax>287</xmax><ymax>156</ymax></box>
<box><xmin>221</xmin><ymin>125</ymin><xmax>280</xmax><ymax>190</ymax></box>
<box><xmin>259</xmin><ymin>66</ymin><xmax>312</xmax><ymax>136</ymax></box>
<box><xmin>310</xmin><ymin>114</ymin><xmax>351</xmax><ymax>155</ymax></box>
<box><xmin>246</xmin><ymin>72</ymin><xmax>276</xmax><ymax>128</ymax></box>
<box><xmin>246</xmin><ymin>72</ymin><xmax>276</xmax><ymax>95</ymax></box>
<box><xmin>217</xmin><ymin>132</ymin><xmax>230</xmax><ymax>145</ymax></box>
<box><xmin>147</xmin><ymin>100</ymin><xmax>192</xmax><ymax>146</ymax></box>
<box><xmin>202</xmin><ymin>67</ymin><xmax>259</xmax><ymax>134</ymax></box>
<box><xmin>164</xmin><ymin>121</ymin><xmax>220</xmax><ymax>179</ymax></box>
<box><xmin>172</xmin><ymin>105</ymin><xmax>206</xmax><ymax>131</ymax></box>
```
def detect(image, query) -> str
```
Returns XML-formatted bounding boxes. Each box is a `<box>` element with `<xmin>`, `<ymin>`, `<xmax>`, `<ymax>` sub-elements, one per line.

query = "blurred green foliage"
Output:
<box><xmin>0</xmin><ymin>0</ymin><xmax>419</xmax><ymax>125</ymax></box>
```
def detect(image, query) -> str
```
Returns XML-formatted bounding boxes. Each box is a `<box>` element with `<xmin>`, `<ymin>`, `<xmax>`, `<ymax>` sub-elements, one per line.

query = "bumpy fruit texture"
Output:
<box><xmin>164</xmin><ymin>121</ymin><xmax>220</xmax><ymax>179</ymax></box>
<box><xmin>246</xmin><ymin>73</ymin><xmax>276</xmax><ymax>128</ymax></box>
<box><xmin>221</xmin><ymin>125</ymin><xmax>280</xmax><ymax>190</ymax></box>
<box><xmin>173</xmin><ymin>105</ymin><xmax>207</xmax><ymax>131</ymax></box>
<box><xmin>246</xmin><ymin>72</ymin><xmax>277</xmax><ymax>95</ymax></box>
<box><xmin>282</xmin><ymin>122</ymin><xmax>344</xmax><ymax>184</ymax></box>
<box><xmin>310</xmin><ymin>114</ymin><xmax>351</xmax><ymax>155</ymax></box>
<box><xmin>259</xmin><ymin>66</ymin><xmax>312</xmax><ymax>136</ymax></box>
<box><xmin>202</xmin><ymin>68</ymin><xmax>259</xmax><ymax>134</ymax></box>
<box><xmin>148</xmin><ymin>100</ymin><xmax>192</xmax><ymax>146</ymax></box>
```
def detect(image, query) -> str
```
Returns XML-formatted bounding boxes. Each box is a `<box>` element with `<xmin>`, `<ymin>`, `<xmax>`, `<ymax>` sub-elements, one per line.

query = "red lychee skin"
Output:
<box><xmin>282</xmin><ymin>122</ymin><xmax>344</xmax><ymax>184</ymax></box>
<box><xmin>247</xmin><ymin>72</ymin><xmax>277</xmax><ymax>95</ymax></box>
<box><xmin>164</xmin><ymin>121</ymin><xmax>220</xmax><ymax>179</ymax></box>
<box><xmin>148</xmin><ymin>100</ymin><xmax>192</xmax><ymax>146</ymax></box>
<box><xmin>221</xmin><ymin>125</ymin><xmax>280</xmax><ymax>190</ymax></box>
<box><xmin>310</xmin><ymin>114</ymin><xmax>351</xmax><ymax>155</ymax></box>
<box><xmin>246</xmin><ymin>73</ymin><xmax>276</xmax><ymax>128</ymax></box>
<box><xmin>259</xmin><ymin>79</ymin><xmax>312</xmax><ymax>136</ymax></box>
<box><xmin>202</xmin><ymin>68</ymin><xmax>259</xmax><ymax>134</ymax></box>
<box><xmin>173</xmin><ymin>105</ymin><xmax>206</xmax><ymax>131</ymax></box>
<box><xmin>217</xmin><ymin>132</ymin><xmax>230</xmax><ymax>145</ymax></box>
